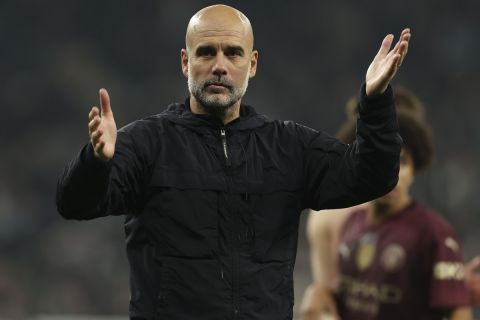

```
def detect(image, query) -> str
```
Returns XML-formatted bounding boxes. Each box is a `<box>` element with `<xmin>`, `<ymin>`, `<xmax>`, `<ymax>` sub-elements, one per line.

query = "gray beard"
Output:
<box><xmin>188</xmin><ymin>76</ymin><xmax>249</xmax><ymax>119</ymax></box>
<box><xmin>192</xmin><ymin>88</ymin><xmax>236</xmax><ymax>119</ymax></box>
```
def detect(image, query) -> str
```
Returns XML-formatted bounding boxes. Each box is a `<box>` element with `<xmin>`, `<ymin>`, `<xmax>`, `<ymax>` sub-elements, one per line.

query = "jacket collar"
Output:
<box><xmin>161</xmin><ymin>97</ymin><xmax>270</xmax><ymax>131</ymax></box>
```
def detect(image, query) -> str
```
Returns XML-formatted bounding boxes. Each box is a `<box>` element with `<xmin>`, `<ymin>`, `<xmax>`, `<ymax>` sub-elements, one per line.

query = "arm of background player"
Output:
<box><xmin>448</xmin><ymin>306</ymin><xmax>472</xmax><ymax>320</ymax></box>
<box><xmin>300</xmin><ymin>207</ymin><xmax>356</xmax><ymax>320</ymax></box>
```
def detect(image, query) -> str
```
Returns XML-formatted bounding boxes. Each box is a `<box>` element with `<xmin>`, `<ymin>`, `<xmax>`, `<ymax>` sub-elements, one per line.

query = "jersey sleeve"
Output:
<box><xmin>428</xmin><ymin>218</ymin><xmax>469</xmax><ymax>308</ymax></box>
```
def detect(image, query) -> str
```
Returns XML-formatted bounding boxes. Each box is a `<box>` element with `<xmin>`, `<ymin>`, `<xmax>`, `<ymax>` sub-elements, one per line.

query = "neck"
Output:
<box><xmin>189</xmin><ymin>96</ymin><xmax>241</xmax><ymax>124</ymax></box>
<box><xmin>367</xmin><ymin>194</ymin><xmax>412</xmax><ymax>224</ymax></box>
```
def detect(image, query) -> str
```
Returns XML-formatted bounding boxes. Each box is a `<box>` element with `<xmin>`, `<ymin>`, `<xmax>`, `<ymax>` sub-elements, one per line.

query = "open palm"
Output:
<box><xmin>88</xmin><ymin>88</ymin><xmax>117</xmax><ymax>161</ymax></box>
<box><xmin>366</xmin><ymin>28</ymin><xmax>411</xmax><ymax>96</ymax></box>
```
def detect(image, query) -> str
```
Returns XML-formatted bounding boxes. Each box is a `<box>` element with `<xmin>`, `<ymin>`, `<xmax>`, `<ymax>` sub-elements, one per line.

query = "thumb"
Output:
<box><xmin>99</xmin><ymin>88</ymin><xmax>113</xmax><ymax>117</ymax></box>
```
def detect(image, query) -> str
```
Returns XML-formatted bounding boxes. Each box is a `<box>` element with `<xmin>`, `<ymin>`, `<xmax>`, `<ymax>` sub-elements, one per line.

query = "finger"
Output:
<box><xmin>399</xmin><ymin>35</ymin><xmax>410</xmax><ymax>53</ymax></box>
<box><xmin>395</xmin><ymin>31</ymin><xmax>411</xmax><ymax>55</ymax></box>
<box><xmin>396</xmin><ymin>29</ymin><xmax>411</xmax><ymax>50</ymax></box>
<box><xmin>396</xmin><ymin>40</ymin><xmax>410</xmax><ymax>67</ymax></box>
<box><xmin>382</xmin><ymin>39</ymin><xmax>402</xmax><ymax>66</ymax></box>
<box><xmin>88</xmin><ymin>116</ymin><xmax>101</xmax><ymax>133</ymax></box>
<box><xmin>89</xmin><ymin>106</ymin><xmax>100</xmax><ymax>121</ymax></box>
<box><xmin>91</xmin><ymin>129</ymin><xmax>103</xmax><ymax>145</ymax></box>
<box><xmin>94</xmin><ymin>140</ymin><xmax>105</xmax><ymax>156</ymax></box>
<box><xmin>99</xmin><ymin>88</ymin><xmax>112</xmax><ymax>117</ymax></box>
<box><xmin>392</xmin><ymin>33</ymin><xmax>412</xmax><ymax>53</ymax></box>
<box><xmin>383</xmin><ymin>52</ymin><xmax>402</xmax><ymax>80</ymax></box>
<box><xmin>391</xmin><ymin>33</ymin><xmax>410</xmax><ymax>57</ymax></box>
<box><xmin>396</xmin><ymin>29</ymin><xmax>411</xmax><ymax>60</ymax></box>
<box><xmin>398</xmin><ymin>29</ymin><xmax>411</xmax><ymax>47</ymax></box>
<box><xmin>375</xmin><ymin>34</ymin><xmax>394</xmax><ymax>60</ymax></box>
<box><xmin>384</xmin><ymin>30</ymin><xmax>410</xmax><ymax>67</ymax></box>
<box><xmin>400</xmin><ymin>28</ymin><xmax>411</xmax><ymax>39</ymax></box>
<box><xmin>382</xmin><ymin>43</ymin><xmax>400</xmax><ymax>65</ymax></box>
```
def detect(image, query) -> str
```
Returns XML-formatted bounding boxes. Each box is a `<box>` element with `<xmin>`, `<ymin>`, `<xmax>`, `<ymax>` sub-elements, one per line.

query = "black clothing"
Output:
<box><xmin>57</xmin><ymin>85</ymin><xmax>401</xmax><ymax>319</ymax></box>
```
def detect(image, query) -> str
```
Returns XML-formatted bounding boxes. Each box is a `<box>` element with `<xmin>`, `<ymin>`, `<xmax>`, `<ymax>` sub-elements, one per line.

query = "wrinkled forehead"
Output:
<box><xmin>185</xmin><ymin>6</ymin><xmax>254</xmax><ymax>51</ymax></box>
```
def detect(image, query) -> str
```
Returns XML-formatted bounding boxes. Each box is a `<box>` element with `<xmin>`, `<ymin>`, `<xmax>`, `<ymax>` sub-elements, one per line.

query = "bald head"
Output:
<box><xmin>185</xmin><ymin>4</ymin><xmax>254</xmax><ymax>52</ymax></box>
<box><xmin>181</xmin><ymin>5</ymin><xmax>258</xmax><ymax>123</ymax></box>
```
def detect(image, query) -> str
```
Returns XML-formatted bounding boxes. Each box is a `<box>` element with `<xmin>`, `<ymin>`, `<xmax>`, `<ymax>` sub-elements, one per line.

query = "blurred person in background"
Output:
<box><xmin>56</xmin><ymin>4</ymin><xmax>411</xmax><ymax>319</ymax></box>
<box><xmin>301</xmin><ymin>89</ymin><xmax>473</xmax><ymax>320</ymax></box>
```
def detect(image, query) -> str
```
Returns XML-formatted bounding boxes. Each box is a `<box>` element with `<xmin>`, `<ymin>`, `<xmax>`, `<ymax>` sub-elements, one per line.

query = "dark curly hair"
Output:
<box><xmin>337</xmin><ymin>91</ymin><xmax>434</xmax><ymax>172</ymax></box>
<box><xmin>344</xmin><ymin>86</ymin><xmax>426</xmax><ymax>121</ymax></box>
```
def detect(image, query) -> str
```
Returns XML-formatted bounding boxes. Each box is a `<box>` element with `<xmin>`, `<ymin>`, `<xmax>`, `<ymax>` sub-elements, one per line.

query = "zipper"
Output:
<box><xmin>232</xmin><ymin>248</ymin><xmax>239</xmax><ymax>318</ymax></box>
<box><xmin>220</xmin><ymin>129</ymin><xmax>232</xmax><ymax>167</ymax></box>
<box><xmin>221</xmin><ymin>128</ymin><xmax>238</xmax><ymax>317</ymax></box>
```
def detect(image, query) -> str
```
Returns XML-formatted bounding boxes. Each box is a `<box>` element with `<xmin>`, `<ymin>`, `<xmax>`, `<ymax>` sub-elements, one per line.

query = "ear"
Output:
<box><xmin>181</xmin><ymin>49</ymin><xmax>189</xmax><ymax>78</ymax></box>
<box><xmin>249</xmin><ymin>50</ymin><xmax>258</xmax><ymax>78</ymax></box>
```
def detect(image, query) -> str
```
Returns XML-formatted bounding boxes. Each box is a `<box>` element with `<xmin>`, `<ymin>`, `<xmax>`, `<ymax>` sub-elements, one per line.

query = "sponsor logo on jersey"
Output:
<box><xmin>356</xmin><ymin>233</ymin><xmax>376</xmax><ymax>271</ymax></box>
<box><xmin>381</xmin><ymin>244</ymin><xmax>406</xmax><ymax>272</ymax></box>
<box><xmin>434</xmin><ymin>262</ymin><xmax>464</xmax><ymax>280</ymax></box>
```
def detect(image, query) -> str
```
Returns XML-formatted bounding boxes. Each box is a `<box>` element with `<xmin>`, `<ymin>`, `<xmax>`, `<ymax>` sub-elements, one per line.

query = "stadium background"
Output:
<box><xmin>0</xmin><ymin>0</ymin><xmax>479</xmax><ymax>318</ymax></box>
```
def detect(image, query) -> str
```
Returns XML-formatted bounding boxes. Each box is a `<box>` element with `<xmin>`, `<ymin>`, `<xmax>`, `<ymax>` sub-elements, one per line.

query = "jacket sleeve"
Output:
<box><xmin>56</xmin><ymin>125</ymin><xmax>152</xmax><ymax>220</ymax></box>
<box><xmin>302</xmin><ymin>84</ymin><xmax>402</xmax><ymax>210</ymax></box>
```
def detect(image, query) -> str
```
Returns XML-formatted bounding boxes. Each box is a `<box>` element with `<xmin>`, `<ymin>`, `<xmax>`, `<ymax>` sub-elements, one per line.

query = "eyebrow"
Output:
<box><xmin>225</xmin><ymin>45</ymin><xmax>245</xmax><ymax>54</ymax></box>
<box><xmin>195</xmin><ymin>44</ymin><xmax>245</xmax><ymax>55</ymax></box>
<box><xmin>195</xmin><ymin>45</ymin><xmax>216</xmax><ymax>55</ymax></box>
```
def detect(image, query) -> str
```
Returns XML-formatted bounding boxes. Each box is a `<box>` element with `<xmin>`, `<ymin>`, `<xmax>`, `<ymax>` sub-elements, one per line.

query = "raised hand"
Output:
<box><xmin>88</xmin><ymin>88</ymin><xmax>117</xmax><ymax>161</ymax></box>
<box><xmin>365</xmin><ymin>28</ymin><xmax>411</xmax><ymax>96</ymax></box>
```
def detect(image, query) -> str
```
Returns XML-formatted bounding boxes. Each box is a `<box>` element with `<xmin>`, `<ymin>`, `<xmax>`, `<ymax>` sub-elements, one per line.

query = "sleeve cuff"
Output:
<box><xmin>358</xmin><ymin>84</ymin><xmax>395</xmax><ymax>120</ymax></box>
<box><xmin>81</xmin><ymin>143</ymin><xmax>113</xmax><ymax>171</ymax></box>
<box><xmin>359</xmin><ymin>83</ymin><xmax>394</xmax><ymax>111</ymax></box>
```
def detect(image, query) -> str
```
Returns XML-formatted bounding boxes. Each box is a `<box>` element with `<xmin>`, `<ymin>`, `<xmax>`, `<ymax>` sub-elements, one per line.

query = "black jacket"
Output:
<box><xmin>57</xmin><ymin>85</ymin><xmax>401</xmax><ymax>319</ymax></box>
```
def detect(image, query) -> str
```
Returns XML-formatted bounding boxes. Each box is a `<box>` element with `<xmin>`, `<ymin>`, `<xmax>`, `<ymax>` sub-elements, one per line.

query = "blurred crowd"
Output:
<box><xmin>0</xmin><ymin>0</ymin><xmax>479</xmax><ymax>318</ymax></box>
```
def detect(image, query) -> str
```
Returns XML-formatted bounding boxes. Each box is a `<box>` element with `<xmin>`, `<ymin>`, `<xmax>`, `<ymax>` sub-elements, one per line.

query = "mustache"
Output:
<box><xmin>203</xmin><ymin>78</ymin><xmax>233</xmax><ymax>90</ymax></box>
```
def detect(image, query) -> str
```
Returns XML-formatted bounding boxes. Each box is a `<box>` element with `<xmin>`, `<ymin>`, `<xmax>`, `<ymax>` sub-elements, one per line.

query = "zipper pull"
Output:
<box><xmin>220</xmin><ymin>129</ymin><xmax>232</xmax><ymax>167</ymax></box>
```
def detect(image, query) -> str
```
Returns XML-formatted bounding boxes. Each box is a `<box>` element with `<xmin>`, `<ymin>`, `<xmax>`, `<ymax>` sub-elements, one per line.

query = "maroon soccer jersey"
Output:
<box><xmin>336</xmin><ymin>201</ymin><xmax>469</xmax><ymax>320</ymax></box>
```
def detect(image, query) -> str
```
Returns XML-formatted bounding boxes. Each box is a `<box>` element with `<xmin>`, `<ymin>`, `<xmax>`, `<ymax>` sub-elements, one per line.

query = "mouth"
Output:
<box><xmin>208</xmin><ymin>83</ymin><xmax>226</xmax><ymax>88</ymax></box>
<box><xmin>205</xmin><ymin>80</ymin><xmax>231</xmax><ymax>91</ymax></box>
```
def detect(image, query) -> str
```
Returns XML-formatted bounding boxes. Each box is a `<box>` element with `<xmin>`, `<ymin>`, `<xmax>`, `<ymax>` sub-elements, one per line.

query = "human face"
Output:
<box><xmin>181</xmin><ymin>10</ymin><xmax>258</xmax><ymax>118</ymax></box>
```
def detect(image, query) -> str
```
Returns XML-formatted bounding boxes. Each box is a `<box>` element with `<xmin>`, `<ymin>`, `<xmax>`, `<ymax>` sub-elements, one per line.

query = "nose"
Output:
<box><xmin>212</xmin><ymin>53</ymin><xmax>228</xmax><ymax>77</ymax></box>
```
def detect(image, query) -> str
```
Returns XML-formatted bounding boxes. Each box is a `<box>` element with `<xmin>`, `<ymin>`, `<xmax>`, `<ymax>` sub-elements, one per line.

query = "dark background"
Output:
<box><xmin>1</xmin><ymin>0</ymin><xmax>479</xmax><ymax>318</ymax></box>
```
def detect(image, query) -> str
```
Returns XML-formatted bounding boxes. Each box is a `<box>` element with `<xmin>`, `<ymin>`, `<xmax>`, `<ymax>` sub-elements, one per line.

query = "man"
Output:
<box><xmin>56</xmin><ymin>4</ymin><xmax>410</xmax><ymax>319</ymax></box>
<box><xmin>301</xmin><ymin>99</ymin><xmax>472</xmax><ymax>319</ymax></box>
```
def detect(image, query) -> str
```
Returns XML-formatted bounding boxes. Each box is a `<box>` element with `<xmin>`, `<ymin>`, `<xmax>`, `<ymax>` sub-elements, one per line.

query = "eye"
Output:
<box><xmin>196</xmin><ymin>46</ymin><xmax>216</xmax><ymax>57</ymax></box>
<box><xmin>225</xmin><ymin>47</ymin><xmax>244</xmax><ymax>57</ymax></box>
